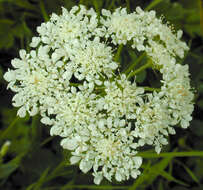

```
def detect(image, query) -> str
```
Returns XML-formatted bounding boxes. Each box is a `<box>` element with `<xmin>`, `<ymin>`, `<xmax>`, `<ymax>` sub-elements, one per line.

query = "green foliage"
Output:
<box><xmin>0</xmin><ymin>0</ymin><xmax>203</xmax><ymax>189</ymax></box>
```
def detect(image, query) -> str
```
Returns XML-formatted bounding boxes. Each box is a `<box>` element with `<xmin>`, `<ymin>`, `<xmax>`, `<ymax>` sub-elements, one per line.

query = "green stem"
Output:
<box><xmin>70</xmin><ymin>83</ymin><xmax>79</xmax><ymax>87</ymax></box>
<box><xmin>128</xmin><ymin>60</ymin><xmax>152</xmax><ymax>79</ymax></box>
<box><xmin>126</xmin><ymin>0</ymin><xmax>130</xmax><ymax>12</ymax></box>
<box><xmin>0</xmin><ymin>117</ymin><xmax>20</xmax><ymax>140</ymax></box>
<box><xmin>124</xmin><ymin>52</ymin><xmax>146</xmax><ymax>75</ymax></box>
<box><xmin>79</xmin><ymin>0</ymin><xmax>85</xmax><ymax>4</ymax></box>
<box><xmin>114</xmin><ymin>44</ymin><xmax>123</xmax><ymax>62</ymax></box>
<box><xmin>40</xmin><ymin>136</ymin><xmax>54</xmax><ymax>147</ymax></box>
<box><xmin>109</xmin><ymin>0</ymin><xmax>116</xmax><ymax>9</ymax></box>
<box><xmin>31</xmin><ymin>114</ymin><xmax>41</xmax><ymax>143</ymax></box>
<box><xmin>143</xmin><ymin>86</ymin><xmax>161</xmax><ymax>92</ymax></box>
<box><xmin>145</xmin><ymin>0</ymin><xmax>163</xmax><ymax>11</ymax></box>
<box><xmin>137</xmin><ymin>151</ymin><xmax>203</xmax><ymax>158</ymax></box>
<box><xmin>39</xmin><ymin>0</ymin><xmax>49</xmax><ymax>22</ymax></box>
<box><xmin>93</xmin><ymin>0</ymin><xmax>100</xmax><ymax>16</ymax></box>
<box><xmin>174</xmin><ymin>159</ymin><xmax>199</xmax><ymax>183</ymax></box>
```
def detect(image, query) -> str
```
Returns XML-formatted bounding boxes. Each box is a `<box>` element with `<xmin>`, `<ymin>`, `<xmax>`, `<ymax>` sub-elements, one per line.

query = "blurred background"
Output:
<box><xmin>0</xmin><ymin>0</ymin><xmax>203</xmax><ymax>189</ymax></box>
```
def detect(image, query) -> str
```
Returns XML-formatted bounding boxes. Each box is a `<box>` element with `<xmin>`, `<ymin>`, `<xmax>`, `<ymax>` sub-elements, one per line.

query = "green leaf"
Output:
<box><xmin>124</xmin><ymin>52</ymin><xmax>146</xmax><ymax>75</ymax></box>
<box><xmin>0</xmin><ymin>34</ymin><xmax>14</xmax><ymax>49</ymax></box>
<box><xmin>0</xmin><ymin>19</ymin><xmax>14</xmax><ymax>25</ymax></box>
<box><xmin>136</xmin><ymin>70</ymin><xmax>146</xmax><ymax>83</ymax></box>
<box><xmin>39</xmin><ymin>0</ymin><xmax>49</xmax><ymax>22</ymax></box>
<box><xmin>0</xmin><ymin>153</ymin><xmax>25</xmax><ymax>179</ymax></box>
<box><xmin>12</xmin><ymin>22</ymin><xmax>32</xmax><ymax>39</ymax></box>
<box><xmin>26</xmin><ymin>167</ymin><xmax>50</xmax><ymax>190</ymax></box>
<box><xmin>0</xmin><ymin>0</ymin><xmax>37</xmax><ymax>11</ymax></box>
<box><xmin>159</xmin><ymin>170</ymin><xmax>189</xmax><ymax>186</ymax></box>
<box><xmin>92</xmin><ymin>0</ymin><xmax>103</xmax><ymax>14</ymax></box>
<box><xmin>45</xmin><ymin>161</ymin><xmax>73</xmax><ymax>182</ymax></box>
<box><xmin>0</xmin><ymin>163</ymin><xmax>18</xmax><ymax>179</ymax></box>
<box><xmin>0</xmin><ymin>20</ymin><xmax>15</xmax><ymax>49</ymax></box>
<box><xmin>0</xmin><ymin>117</ymin><xmax>20</xmax><ymax>140</ymax></box>
<box><xmin>175</xmin><ymin>159</ymin><xmax>200</xmax><ymax>183</ymax></box>
<box><xmin>128</xmin><ymin>161</ymin><xmax>151</xmax><ymax>190</ymax></box>
<box><xmin>22</xmin><ymin>148</ymin><xmax>59</xmax><ymax>178</ymax></box>
<box><xmin>158</xmin><ymin>180</ymin><xmax>164</xmax><ymax>190</ymax></box>
<box><xmin>0</xmin><ymin>112</ymin><xmax>31</xmax><ymax>154</ymax></box>
<box><xmin>153</xmin><ymin>0</ymin><xmax>202</xmax><ymax>37</ymax></box>
<box><xmin>114</xmin><ymin>44</ymin><xmax>123</xmax><ymax>62</ymax></box>
<box><xmin>171</xmin><ymin>187</ymin><xmax>188</xmax><ymax>190</ymax></box>
<box><xmin>129</xmin><ymin>157</ymin><xmax>172</xmax><ymax>190</ymax></box>
<box><xmin>145</xmin><ymin>0</ymin><xmax>163</xmax><ymax>11</ymax></box>
<box><xmin>200</xmin><ymin>0</ymin><xmax>203</xmax><ymax>34</ymax></box>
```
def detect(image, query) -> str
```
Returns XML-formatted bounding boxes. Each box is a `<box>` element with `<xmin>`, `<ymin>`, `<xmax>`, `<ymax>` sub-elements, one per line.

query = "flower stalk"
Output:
<box><xmin>128</xmin><ymin>60</ymin><xmax>152</xmax><ymax>79</ymax></box>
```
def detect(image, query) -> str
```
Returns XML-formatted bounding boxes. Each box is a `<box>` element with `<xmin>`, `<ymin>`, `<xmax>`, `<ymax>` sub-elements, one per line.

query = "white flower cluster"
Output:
<box><xmin>4</xmin><ymin>5</ymin><xmax>194</xmax><ymax>184</ymax></box>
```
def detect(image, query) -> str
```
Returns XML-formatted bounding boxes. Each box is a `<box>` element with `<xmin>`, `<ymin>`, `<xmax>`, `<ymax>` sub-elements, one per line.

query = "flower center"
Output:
<box><xmin>96</xmin><ymin>139</ymin><xmax>120</xmax><ymax>159</ymax></box>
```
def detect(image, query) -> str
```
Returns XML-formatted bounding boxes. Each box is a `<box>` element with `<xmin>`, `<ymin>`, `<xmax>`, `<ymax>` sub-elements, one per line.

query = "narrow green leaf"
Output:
<box><xmin>93</xmin><ymin>0</ymin><xmax>100</xmax><ymax>15</ymax></box>
<box><xmin>26</xmin><ymin>167</ymin><xmax>50</xmax><ymax>190</ymax></box>
<box><xmin>124</xmin><ymin>52</ymin><xmax>146</xmax><ymax>75</ymax></box>
<box><xmin>0</xmin><ymin>19</ymin><xmax>14</xmax><ymax>25</ymax></box>
<box><xmin>0</xmin><ymin>0</ymin><xmax>37</xmax><ymax>11</ymax></box>
<box><xmin>128</xmin><ymin>60</ymin><xmax>152</xmax><ymax>79</ymax></box>
<box><xmin>46</xmin><ymin>162</ymin><xmax>73</xmax><ymax>182</ymax></box>
<box><xmin>135</xmin><ymin>70</ymin><xmax>146</xmax><ymax>83</ymax></box>
<box><xmin>129</xmin><ymin>161</ymin><xmax>151</xmax><ymax>190</ymax></box>
<box><xmin>145</xmin><ymin>0</ymin><xmax>163</xmax><ymax>11</ymax></box>
<box><xmin>114</xmin><ymin>44</ymin><xmax>123</xmax><ymax>62</ymax></box>
<box><xmin>30</xmin><ymin>114</ymin><xmax>41</xmax><ymax>144</ymax></box>
<box><xmin>33</xmin><ymin>167</ymin><xmax>50</xmax><ymax>190</ymax></box>
<box><xmin>26</xmin><ymin>183</ymin><xmax>36</xmax><ymax>190</ymax></box>
<box><xmin>40</xmin><ymin>136</ymin><xmax>54</xmax><ymax>147</ymax></box>
<box><xmin>199</xmin><ymin>0</ymin><xmax>203</xmax><ymax>34</ymax></box>
<box><xmin>143</xmin><ymin>86</ymin><xmax>161</xmax><ymax>92</ymax></box>
<box><xmin>0</xmin><ymin>117</ymin><xmax>20</xmax><ymax>140</ymax></box>
<box><xmin>130</xmin><ymin>155</ymin><xmax>175</xmax><ymax>190</ymax></box>
<box><xmin>126</xmin><ymin>0</ymin><xmax>130</xmax><ymax>12</ymax></box>
<box><xmin>39</xmin><ymin>0</ymin><xmax>49</xmax><ymax>22</ymax></box>
<box><xmin>175</xmin><ymin>160</ymin><xmax>199</xmax><ymax>183</ymax></box>
<box><xmin>0</xmin><ymin>163</ymin><xmax>18</xmax><ymax>179</ymax></box>
<box><xmin>159</xmin><ymin>170</ymin><xmax>189</xmax><ymax>186</ymax></box>
<box><xmin>158</xmin><ymin>180</ymin><xmax>164</xmax><ymax>190</ymax></box>
<box><xmin>183</xmin><ymin>166</ymin><xmax>199</xmax><ymax>184</ymax></box>
<box><xmin>0</xmin><ymin>153</ymin><xmax>25</xmax><ymax>179</ymax></box>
